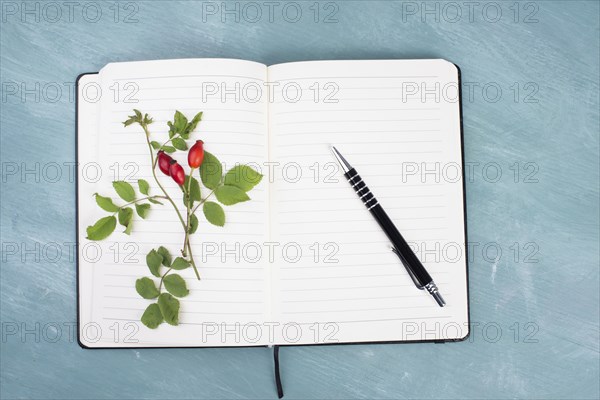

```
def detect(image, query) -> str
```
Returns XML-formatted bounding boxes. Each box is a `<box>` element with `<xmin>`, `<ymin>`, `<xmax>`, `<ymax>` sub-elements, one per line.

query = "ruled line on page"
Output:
<box><xmin>278</xmin><ymin>228</ymin><xmax>446</xmax><ymax>237</ymax></box>
<box><xmin>274</xmin><ymin>108</ymin><xmax>441</xmax><ymax>115</ymax></box>
<box><xmin>130</xmin><ymin>86</ymin><xmax>265</xmax><ymax>92</ymax></box>
<box><xmin>110</xmin><ymin>142</ymin><xmax>264</xmax><ymax>148</ymax></box>
<box><xmin>271</xmin><ymin>97</ymin><xmax>444</xmax><ymax>104</ymax></box>
<box><xmin>108</xmin><ymin>130</ymin><xmax>264</xmax><ymax>136</ymax></box>
<box><xmin>277</xmin><ymin>129</ymin><xmax>440</xmax><ymax>136</ymax></box>
<box><xmin>103</xmin><ymin>307</ymin><xmax>263</xmax><ymax>316</ymax></box>
<box><xmin>281</xmin><ymin>294</ymin><xmax>455</xmax><ymax>304</ymax></box>
<box><xmin>106</xmin><ymin>151</ymin><xmax>266</xmax><ymax>159</ymax></box>
<box><xmin>277</xmin><ymin>140</ymin><xmax>443</xmax><ymax>147</ymax></box>
<box><xmin>105</xmin><ymin>296</ymin><xmax>263</xmax><ymax>304</ymax></box>
<box><xmin>279</xmin><ymin>216</ymin><xmax>445</xmax><ymax>224</ymax></box>
<box><xmin>272</xmin><ymin>75</ymin><xmax>439</xmax><ymax>80</ymax></box>
<box><xmin>110</xmin><ymin>229</ymin><xmax>266</xmax><ymax>236</ymax></box>
<box><xmin>281</xmin><ymin>284</ymin><xmax>415</xmax><ymax>292</ymax></box>
<box><xmin>102</xmin><ymin>318</ymin><xmax>267</xmax><ymax>329</ymax></box>
<box><xmin>281</xmin><ymin>305</ymin><xmax>435</xmax><ymax>315</ymax></box>
<box><xmin>104</xmin><ymin>274</ymin><xmax>263</xmax><ymax>281</ymax></box>
<box><xmin>281</xmin><ymin>274</ymin><xmax>410</xmax><ymax>281</ymax></box>
<box><xmin>110</xmin><ymin>119</ymin><xmax>265</xmax><ymax>125</ymax></box>
<box><xmin>112</xmin><ymin>74</ymin><xmax>265</xmax><ymax>81</ymax></box>
<box><xmin>102</xmin><ymin>265</ymin><xmax>264</xmax><ymax>272</ymax></box>
<box><xmin>281</xmin><ymin>264</ymin><xmax>452</xmax><ymax>271</ymax></box>
<box><xmin>275</xmin><ymin>203</ymin><xmax>445</xmax><ymax>213</ymax></box>
<box><xmin>276</xmin><ymin>196</ymin><xmax>444</xmax><ymax>203</ymax></box>
<box><xmin>112</xmin><ymin>107</ymin><xmax>265</xmax><ymax>114</ymax></box>
<box><xmin>291</xmin><ymin>316</ymin><xmax>454</xmax><ymax>325</ymax></box>
<box><xmin>282</xmin><ymin>295</ymin><xmax>427</xmax><ymax>303</ymax></box>
<box><xmin>104</xmin><ymin>285</ymin><xmax>263</xmax><ymax>294</ymax></box>
<box><xmin>282</xmin><ymin>185</ymin><xmax>444</xmax><ymax>195</ymax></box>
<box><xmin>276</xmin><ymin>151</ymin><xmax>443</xmax><ymax>158</ymax></box>
<box><xmin>276</xmin><ymin>118</ymin><xmax>440</xmax><ymax>126</ymax></box>
<box><xmin>277</xmin><ymin>206</ymin><xmax>446</xmax><ymax>211</ymax></box>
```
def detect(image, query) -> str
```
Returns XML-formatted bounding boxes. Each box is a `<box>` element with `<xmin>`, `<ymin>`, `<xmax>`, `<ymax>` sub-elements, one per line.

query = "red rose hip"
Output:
<box><xmin>157</xmin><ymin>151</ymin><xmax>173</xmax><ymax>176</ymax></box>
<box><xmin>188</xmin><ymin>140</ymin><xmax>205</xmax><ymax>168</ymax></box>
<box><xmin>169</xmin><ymin>160</ymin><xmax>185</xmax><ymax>186</ymax></box>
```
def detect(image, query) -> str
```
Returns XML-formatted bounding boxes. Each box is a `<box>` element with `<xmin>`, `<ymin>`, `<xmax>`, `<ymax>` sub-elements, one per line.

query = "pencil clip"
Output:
<box><xmin>391</xmin><ymin>247</ymin><xmax>424</xmax><ymax>290</ymax></box>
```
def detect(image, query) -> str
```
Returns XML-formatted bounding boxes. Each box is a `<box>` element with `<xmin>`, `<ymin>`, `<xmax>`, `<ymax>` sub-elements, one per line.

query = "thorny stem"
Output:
<box><xmin>141</xmin><ymin>122</ymin><xmax>201</xmax><ymax>280</ymax></box>
<box><xmin>182</xmin><ymin>168</ymin><xmax>200</xmax><ymax>280</ymax></box>
<box><xmin>182</xmin><ymin>188</ymin><xmax>217</xmax><ymax>271</ymax></box>
<box><xmin>186</xmin><ymin>240</ymin><xmax>197</xmax><ymax>277</ymax></box>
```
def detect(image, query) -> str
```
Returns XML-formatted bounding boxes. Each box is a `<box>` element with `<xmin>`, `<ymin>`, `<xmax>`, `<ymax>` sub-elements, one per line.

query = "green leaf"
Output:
<box><xmin>189</xmin><ymin>213</ymin><xmax>199</xmax><ymax>234</ymax></box>
<box><xmin>150</xmin><ymin>141</ymin><xmax>161</xmax><ymax>150</ymax></box>
<box><xmin>215</xmin><ymin>185</ymin><xmax>250</xmax><ymax>206</ymax></box>
<box><xmin>183</xmin><ymin>178</ymin><xmax>201</xmax><ymax>207</ymax></box>
<box><xmin>123</xmin><ymin>117</ymin><xmax>136</xmax><ymax>127</ymax></box>
<box><xmin>199</xmin><ymin>151</ymin><xmax>222</xmax><ymax>190</ymax></box>
<box><xmin>148</xmin><ymin>198</ymin><xmax>163</xmax><ymax>205</ymax></box>
<box><xmin>118</xmin><ymin>207</ymin><xmax>134</xmax><ymax>234</ymax></box>
<box><xmin>124</xmin><ymin>221</ymin><xmax>133</xmax><ymax>235</ymax></box>
<box><xmin>157</xmin><ymin>246</ymin><xmax>171</xmax><ymax>267</ymax></box>
<box><xmin>157</xmin><ymin>293</ymin><xmax>180</xmax><ymax>326</ymax></box>
<box><xmin>135</xmin><ymin>277</ymin><xmax>160</xmax><ymax>299</ymax></box>
<box><xmin>141</xmin><ymin>303</ymin><xmax>163</xmax><ymax>329</ymax></box>
<box><xmin>223</xmin><ymin>165</ymin><xmax>263</xmax><ymax>192</ymax></box>
<box><xmin>203</xmin><ymin>202</ymin><xmax>225</xmax><ymax>226</ymax></box>
<box><xmin>172</xmin><ymin>138</ymin><xmax>188</xmax><ymax>151</ymax></box>
<box><xmin>135</xmin><ymin>203</ymin><xmax>151</xmax><ymax>219</ymax></box>
<box><xmin>113</xmin><ymin>181</ymin><xmax>136</xmax><ymax>202</ymax></box>
<box><xmin>163</xmin><ymin>274</ymin><xmax>189</xmax><ymax>297</ymax></box>
<box><xmin>146</xmin><ymin>249</ymin><xmax>163</xmax><ymax>277</ymax></box>
<box><xmin>162</xmin><ymin>145</ymin><xmax>176</xmax><ymax>154</ymax></box>
<box><xmin>184</xmin><ymin>176</ymin><xmax>201</xmax><ymax>202</ymax></box>
<box><xmin>86</xmin><ymin>216</ymin><xmax>117</xmax><ymax>240</ymax></box>
<box><xmin>138</xmin><ymin>179</ymin><xmax>150</xmax><ymax>195</ymax></box>
<box><xmin>170</xmin><ymin>257</ymin><xmax>190</xmax><ymax>270</ymax></box>
<box><xmin>134</xmin><ymin>109</ymin><xmax>142</xmax><ymax>119</ymax></box>
<box><xmin>94</xmin><ymin>193</ymin><xmax>119</xmax><ymax>212</ymax></box>
<box><xmin>174</xmin><ymin>111</ymin><xmax>188</xmax><ymax>133</ymax></box>
<box><xmin>118</xmin><ymin>207</ymin><xmax>133</xmax><ymax>225</ymax></box>
<box><xmin>187</xmin><ymin>112</ymin><xmax>203</xmax><ymax>133</ymax></box>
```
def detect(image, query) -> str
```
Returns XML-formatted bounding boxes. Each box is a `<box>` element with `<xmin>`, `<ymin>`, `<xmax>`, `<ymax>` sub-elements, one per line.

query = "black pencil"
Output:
<box><xmin>331</xmin><ymin>146</ymin><xmax>445</xmax><ymax>307</ymax></box>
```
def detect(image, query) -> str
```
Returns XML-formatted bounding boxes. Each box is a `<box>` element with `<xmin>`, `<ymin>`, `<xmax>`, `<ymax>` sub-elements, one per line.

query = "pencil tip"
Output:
<box><xmin>330</xmin><ymin>146</ymin><xmax>352</xmax><ymax>173</ymax></box>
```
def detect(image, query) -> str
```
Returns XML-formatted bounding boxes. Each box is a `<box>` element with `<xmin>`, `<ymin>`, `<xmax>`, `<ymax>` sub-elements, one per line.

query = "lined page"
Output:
<box><xmin>268</xmin><ymin>60</ymin><xmax>468</xmax><ymax>345</ymax></box>
<box><xmin>78</xmin><ymin>59</ymin><xmax>270</xmax><ymax>347</ymax></box>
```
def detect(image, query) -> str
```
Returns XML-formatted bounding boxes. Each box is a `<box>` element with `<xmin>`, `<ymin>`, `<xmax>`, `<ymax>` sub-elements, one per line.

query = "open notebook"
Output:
<box><xmin>77</xmin><ymin>59</ymin><xmax>469</xmax><ymax>348</ymax></box>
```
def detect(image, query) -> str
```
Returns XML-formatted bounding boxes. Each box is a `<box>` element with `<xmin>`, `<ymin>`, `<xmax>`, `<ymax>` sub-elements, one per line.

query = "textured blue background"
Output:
<box><xmin>1</xmin><ymin>1</ymin><xmax>599</xmax><ymax>399</ymax></box>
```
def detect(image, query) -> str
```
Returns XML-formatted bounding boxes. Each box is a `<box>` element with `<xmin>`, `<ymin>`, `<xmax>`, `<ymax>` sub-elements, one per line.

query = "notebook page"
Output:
<box><xmin>267</xmin><ymin>60</ymin><xmax>469</xmax><ymax>345</ymax></box>
<box><xmin>78</xmin><ymin>59</ymin><xmax>271</xmax><ymax>347</ymax></box>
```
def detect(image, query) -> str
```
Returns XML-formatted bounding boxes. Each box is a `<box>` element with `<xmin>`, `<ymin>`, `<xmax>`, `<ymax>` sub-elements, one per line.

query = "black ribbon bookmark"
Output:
<box><xmin>273</xmin><ymin>345</ymin><xmax>284</xmax><ymax>398</ymax></box>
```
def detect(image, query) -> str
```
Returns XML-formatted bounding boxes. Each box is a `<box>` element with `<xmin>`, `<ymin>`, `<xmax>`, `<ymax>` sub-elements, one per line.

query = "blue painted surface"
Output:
<box><xmin>1</xmin><ymin>1</ymin><xmax>598</xmax><ymax>398</ymax></box>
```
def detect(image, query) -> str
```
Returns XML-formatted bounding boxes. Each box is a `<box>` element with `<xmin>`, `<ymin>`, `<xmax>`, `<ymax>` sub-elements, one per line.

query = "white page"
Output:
<box><xmin>267</xmin><ymin>60</ymin><xmax>469</xmax><ymax>345</ymax></box>
<box><xmin>78</xmin><ymin>59</ymin><xmax>271</xmax><ymax>347</ymax></box>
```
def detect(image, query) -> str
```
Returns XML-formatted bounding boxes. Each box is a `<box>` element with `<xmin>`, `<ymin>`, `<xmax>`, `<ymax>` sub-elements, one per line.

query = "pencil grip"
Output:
<box><xmin>344</xmin><ymin>168</ymin><xmax>379</xmax><ymax>210</ymax></box>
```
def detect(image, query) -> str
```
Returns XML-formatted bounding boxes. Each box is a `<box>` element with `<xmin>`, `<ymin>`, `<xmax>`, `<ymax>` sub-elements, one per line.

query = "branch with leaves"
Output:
<box><xmin>86</xmin><ymin>110</ymin><xmax>262</xmax><ymax>328</ymax></box>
